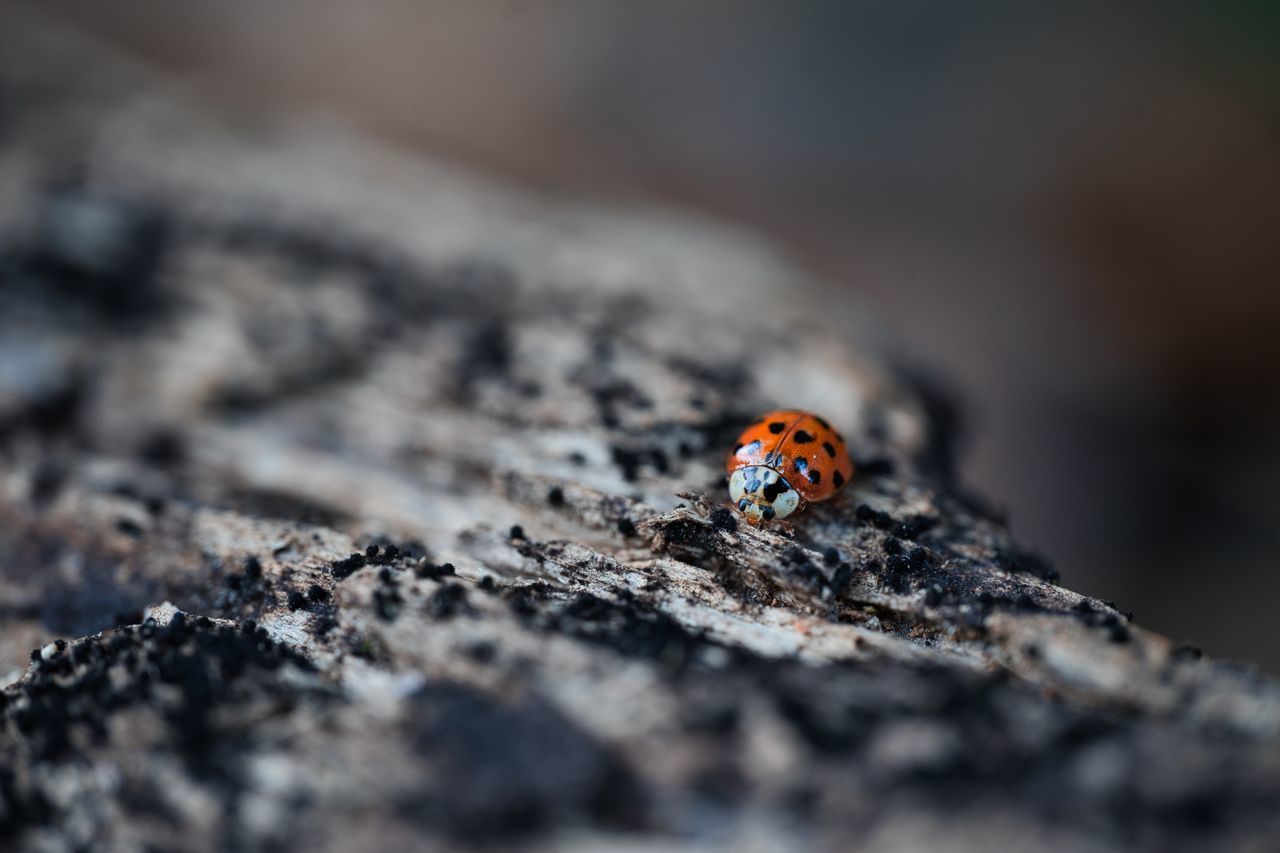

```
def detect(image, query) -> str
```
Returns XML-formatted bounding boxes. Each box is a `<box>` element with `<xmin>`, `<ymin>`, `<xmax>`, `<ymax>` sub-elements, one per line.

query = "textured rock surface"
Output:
<box><xmin>1</xmin><ymin>14</ymin><xmax>1279</xmax><ymax>853</ymax></box>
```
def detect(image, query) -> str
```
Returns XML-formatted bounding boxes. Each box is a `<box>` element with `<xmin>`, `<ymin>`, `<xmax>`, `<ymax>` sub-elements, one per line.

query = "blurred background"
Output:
<box><xmin>6</xmin><ymin>1</ymin><xmax>1280</xmax><ymax>669</ymax></box>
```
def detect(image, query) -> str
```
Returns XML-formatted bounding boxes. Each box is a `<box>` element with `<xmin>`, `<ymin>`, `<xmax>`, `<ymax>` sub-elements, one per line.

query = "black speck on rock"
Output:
<box><xmin>416</xmin><ymin>560</ymin><xmax>457</xmax><ymax>580</ymax></box>
<box><xmin>853</xmin><ymin>457</ymin><xmax>895</xmax><ymax>477</ymax></box>
<box><xmin>406</xmin><ymin>682</ymin><xmax>645</xmax><ymax>839</ymax></box>
<box><xmin>329</xmin><ymin>552</ymin><xmax>367</xmax><ymax>580</ymax></box>
<box><xmin>892</xmin><ymin>514</ymin><xmax>938</xmax><ymax>540</ymax></box>
<box><xmin>286</xmin><ymin>591</ymin><xmax>307</xmax><ymax>611</ymax></box>
<box><xmin>854</xmin><ymin>504</ymin><xmax>894</xmax><ymax>530</ymax></box>
<box><xmin>427</xmin><ymin>583</ymin><xmax>468</xmax><ymax>619</ymax></box>
<box><xmin>115</xmin><ymin>518</ymin><xmax>143</xmax><ymax>537</ymax></box>
<box><xmin>828</xmin><ymin>562</ymin><xmax>853</xmax><ymax>597</ymax></box>
<box><xmin>616</xmin><ymin>517</ymin><xmax>637</xmax><ymax>537</ymax></box>
<box><xmin>779</xmin><ymin>546</ymin><xmax>824</xmax><ymax>591</ymax></box>
<box><xmin>1172</xmin><ymin>643</ymin><xmax>1203</xmax><ymax>662</ymax></box>
<box><xmin>654</xmin><ymin>517</ymin><xmax>722</xmax><ymax>564</ymax></box>
<box><xmin>453</xmin><ymin>320</ymin><xmax>513</xmax><ymax>400</ymax></box>
<box><xmin>609</xmin><ymin>445</ymin><xmax>644</xmax><ymax>482</ymax></box>
<box><xmin>561</xmin><ymin>593</ymin><xmax>709</xmax><ymax>669</ymax></box>
<box><xmin>709</xmin><ymin>508</ymin><xmax>738</xmax><ymax>532</ymax></box>
<box><xmin>995</xmin><ymin>545</ymin><xmax>1060</xmax><ymax>585</ymax></box>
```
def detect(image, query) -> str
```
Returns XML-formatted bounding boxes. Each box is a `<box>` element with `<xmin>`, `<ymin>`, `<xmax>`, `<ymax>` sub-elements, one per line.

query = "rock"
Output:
<box><xmin>0</xmin><ymin>13</ymin><xmax>1277</xmax><ymax>853</ymax></box>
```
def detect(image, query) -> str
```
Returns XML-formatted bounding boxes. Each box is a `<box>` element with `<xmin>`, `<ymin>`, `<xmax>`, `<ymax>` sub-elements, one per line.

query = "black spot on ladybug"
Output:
<box><xmin>833</xmin><ymin>470</ymin><xmax>845</xmax><ymax>488</ymax></box>
<box><xmin>792</xmin><ymin>430</ymin><xmax>814</xmax><ymax>444</ymax></box>
<box><xmin>762</xmin><ymin>506</ymin><xmax>776</xmax><ymax>521</ymax></box>
<box><xmin>815</xmin><ymin>416</ymin><xmax>832</xmax><ymax>430</ymax></box>
<box><xmin>822</xmin><ymin>441</ymin><xmax>836</xmax><ymax>458</ymax></box>
<box><xmin>762</xmin><ymin>479</ymin><xmax>787</xmax><ymax>502</ymax></box>
<box><xmin>793</xmin><ymin>458</ymin><xmax>808</xmax><ymax>474</ymax></box>
<box><xmin>807</xmin><ymin>470</ymin><xmax>822</xmax><ymax>486</ymax></box>
<box><xmin>768</xmin><ymin>421</ymin><xmax>786</xmax><ymax>434</ymax></box>
<box><xmin>737</xmin><ymin>498</ymin><xmax>749</xmax><ymax>511</ymax></box>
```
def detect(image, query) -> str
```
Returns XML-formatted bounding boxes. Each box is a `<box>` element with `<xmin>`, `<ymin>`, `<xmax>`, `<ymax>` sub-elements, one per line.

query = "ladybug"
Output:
<box><xmin>726</xmin><ymin>409</ymin><xmax>853</xmax><ymax>524</ymax></box>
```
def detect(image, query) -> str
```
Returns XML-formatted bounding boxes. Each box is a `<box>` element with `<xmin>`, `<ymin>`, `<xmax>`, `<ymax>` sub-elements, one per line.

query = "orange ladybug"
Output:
<box><xmin>726</xmin><ymin>409</ymin><xmax>853</xmax><ymax>523</ymax></box>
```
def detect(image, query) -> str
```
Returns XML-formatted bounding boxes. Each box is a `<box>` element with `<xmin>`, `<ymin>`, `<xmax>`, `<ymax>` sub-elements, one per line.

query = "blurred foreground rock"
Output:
<box><xmin>1</xmin><ymin>13</ymin><xmax>1278</xmax><ymax>853</ymax></box>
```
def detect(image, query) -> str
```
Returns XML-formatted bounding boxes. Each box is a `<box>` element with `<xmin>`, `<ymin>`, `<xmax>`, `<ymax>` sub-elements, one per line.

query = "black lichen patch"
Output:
<box><xmin>755</xmin><ymin>654</ymin><xmax>1265</xmax><ymax>840</ymax></box>
<box><xmin>1070</xmin><ymin>600</ymin><xmax>1132</xmax><ymax>644</ymax></box>
<box><xmin>0</xmin><ymin>614</ymin><xmax>324</xmax><ymax>844</ymax></box>
<box><xmin>426</xmin><ymin>583</ymin><xmax>468</xmax><ymax>619</ymax></box>
<box><xmin>225</xmin><ymin>488</ymin><xmax>352</xmax><ymax>528</ymax></box>
<box><xmin>892</xmin><ymin>514</ymin><xmax>938</xmax><ymax>540</ymax></box>
<box><xmin>709</xmin><ymin>508</ymin><xmax>738</xmax><ymax>532</ymax></box>
<box><xmin>590</xmin><ymin>378</ymin><xmax>654</xmax><ymax>429</ymax></box>
<box><xmin>415</xmin><ymin>560</ymin><xmax>457</xmax><ymax>580</ymax></box>
<box><xmin>610</xmin><ymin>444</ymin><xmax>669</xmax><ymax>483</ymax></box>
<box><xmin>854</xmin><ymin>504</ymin><xmax>895</xmax><ymax>530</ymax></box>
<box><xmin>651</xmin><ymin>517</ymin><xmax>723</xmax><ymax>566</ymax></box>
<box><xmin>405</xmin><ymin>681</ymin><xmax>645</xmax><ymax>839</ymax></box>
<box><xmin>513</xmin><ymin>591</ymin><xmax>716</xmax><ymax>674</ymax></box>
<box><xmin>853</xmin><ymin>456</ymin><xmax>895</xmax><ymax>477</ymax></box>
<box><xmin>453</xmin><ymin>320</ymin><xmax>513</xmax><ymax>401</ymax></box>
<box><xmin>329</xmin><ymin>551</ymin><xmax>368</xmax><ymax>580</ymax></box>
<box><xmin>12</xmin><ymin>181</ymin><xmax>172</xmax><ymax>322</ymax></box>
<box><xmin>778</xmin><ymin>546</ymin><xmax>826</xmax><ymax>592</ymax></box>
<box><xmin>995</xmin><ymin>545</ymin><xmax>1060</xmax><ymax>585</ymax></box>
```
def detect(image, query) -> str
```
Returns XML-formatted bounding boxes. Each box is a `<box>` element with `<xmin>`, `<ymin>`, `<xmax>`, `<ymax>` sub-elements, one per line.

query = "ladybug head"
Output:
<box><xmin>728</xmin><ymin>465</ymin><xmax>800</xmax><ymax>524</ymax></box>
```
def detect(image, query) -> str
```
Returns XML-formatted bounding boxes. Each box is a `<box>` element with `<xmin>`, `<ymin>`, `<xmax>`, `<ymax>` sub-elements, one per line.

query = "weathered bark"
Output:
<box><xmin>1</xmin><ymin>14</ymin><xmax>1278</xmax><ymax>853</ymax></box>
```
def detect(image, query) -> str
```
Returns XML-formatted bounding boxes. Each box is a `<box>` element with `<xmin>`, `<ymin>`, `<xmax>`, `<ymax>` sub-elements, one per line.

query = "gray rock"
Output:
<box><xmin>0</xmin><ymin>13</ymin><xmax>1277</xmax><ymax>853</ymax></box>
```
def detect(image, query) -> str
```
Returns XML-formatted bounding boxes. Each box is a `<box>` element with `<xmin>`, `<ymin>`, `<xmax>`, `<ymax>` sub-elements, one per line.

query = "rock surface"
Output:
<box><xmin>1</xmin><ymin>13</ymin><xmax>1279</xmax><ymax>853</ymax></box>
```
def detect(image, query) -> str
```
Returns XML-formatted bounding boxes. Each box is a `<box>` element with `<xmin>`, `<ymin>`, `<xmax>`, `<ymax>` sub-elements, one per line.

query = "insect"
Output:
<box><xmin>726</xmin><ymin>409</ymin><xmax>853</xmax><ymax>524</ymax></box>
